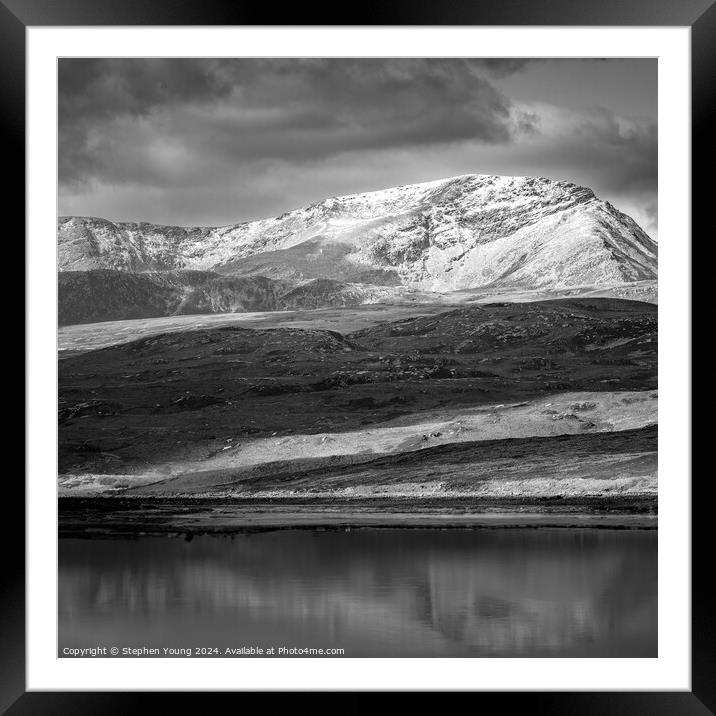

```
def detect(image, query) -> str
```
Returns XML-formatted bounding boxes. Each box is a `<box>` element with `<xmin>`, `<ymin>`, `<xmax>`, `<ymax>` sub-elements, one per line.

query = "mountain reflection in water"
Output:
<box><xmin>59</xmin><ymin>529</ymin><xmax>657</xmax><ymax>657</ymax></box>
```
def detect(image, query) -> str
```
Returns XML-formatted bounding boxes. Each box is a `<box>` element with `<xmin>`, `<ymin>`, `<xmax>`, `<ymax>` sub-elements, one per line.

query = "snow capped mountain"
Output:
<box><xmin>58</xmin><ymin>174</ymin><xmax>657</xmax><ymax>291</ymax></box>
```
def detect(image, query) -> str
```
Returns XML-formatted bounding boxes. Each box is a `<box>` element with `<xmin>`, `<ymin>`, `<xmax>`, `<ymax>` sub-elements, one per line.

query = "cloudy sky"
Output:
<box><xmin>59</xmin><ymin>58</ymin><xmax>657</xmax><ymax>238</ymax></box>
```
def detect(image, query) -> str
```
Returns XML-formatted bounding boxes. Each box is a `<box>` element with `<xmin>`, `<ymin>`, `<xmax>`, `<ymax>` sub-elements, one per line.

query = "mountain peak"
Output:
<box><xmin>58</xmin><ymin>173</ymin><xmax>656</xmax><ymax>291</ymax></box>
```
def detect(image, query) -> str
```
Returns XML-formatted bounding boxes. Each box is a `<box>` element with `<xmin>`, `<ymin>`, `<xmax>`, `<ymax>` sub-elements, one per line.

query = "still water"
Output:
<box><xmin>59</xmin><ymin>528</ymin><xmax>657</xmax><ymax>657</ymax></box>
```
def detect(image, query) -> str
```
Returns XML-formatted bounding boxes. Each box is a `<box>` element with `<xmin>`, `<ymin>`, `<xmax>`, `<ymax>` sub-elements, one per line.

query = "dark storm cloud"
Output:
<box><xmin>58</xmin><ymin>58</ymin><xmax>234</xmax><ymax>119</ymax></box>
<box><xmin>476</xmin><ymin>59</ymin><xmax>531</xmax><ymax>77</ymax></box>
<box><xmin>531</xmin><ymin>104</ymin><xmax>657</xmax><ymax>194</ymax></box>
<box><xmin>59</xmin><ymin>58</ymin><xmax>527</xmax><ymax>188</ymax></box>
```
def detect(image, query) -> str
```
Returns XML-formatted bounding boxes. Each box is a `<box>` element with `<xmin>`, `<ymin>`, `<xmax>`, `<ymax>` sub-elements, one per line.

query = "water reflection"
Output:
<box><xmin>59</xmin><ymin>529</ymin><xmax>657</xmax><ymax>657</ymax></box>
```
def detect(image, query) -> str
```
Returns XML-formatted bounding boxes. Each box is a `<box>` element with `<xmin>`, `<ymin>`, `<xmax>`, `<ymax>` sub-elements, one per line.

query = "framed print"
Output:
<box><xmin>8</xmin><ymin>0</ymin><xmax>707</xmax><ymax>711</ymax></box>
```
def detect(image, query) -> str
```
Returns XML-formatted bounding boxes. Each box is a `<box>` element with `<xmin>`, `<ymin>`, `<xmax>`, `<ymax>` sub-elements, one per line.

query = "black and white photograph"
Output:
<box><xmin>56</xmin><ymin>57</ymin><xmax>658</xmax><ymax>659</ymax></box>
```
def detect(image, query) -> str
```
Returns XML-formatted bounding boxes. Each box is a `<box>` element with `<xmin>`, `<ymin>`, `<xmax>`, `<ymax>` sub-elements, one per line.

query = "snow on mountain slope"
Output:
<box><xmin>58</xmin><ymin>174</ymin><xmax>657</xmax><ymax>291</ymax></box>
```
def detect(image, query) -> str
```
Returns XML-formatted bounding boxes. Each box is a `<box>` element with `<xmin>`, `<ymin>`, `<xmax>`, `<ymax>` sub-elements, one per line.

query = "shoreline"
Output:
<box><xmin>58</xmin><ymin>495</ymin><xmax>657</xmax><ymax>536</ymax></box>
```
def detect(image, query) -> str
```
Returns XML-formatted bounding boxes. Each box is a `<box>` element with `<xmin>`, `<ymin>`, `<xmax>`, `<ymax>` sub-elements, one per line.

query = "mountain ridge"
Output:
<box><xmin>58</xmin><ymin>174</ymin><xmax>657</xmax><ymax>293</ymax></box>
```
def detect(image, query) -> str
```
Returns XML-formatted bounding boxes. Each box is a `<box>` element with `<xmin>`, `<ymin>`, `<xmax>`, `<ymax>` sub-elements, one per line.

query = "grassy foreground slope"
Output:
<box><xmin>58</xmin><ymin>297</ymin><xmax>657</xmax><ymax>502</ymax></box>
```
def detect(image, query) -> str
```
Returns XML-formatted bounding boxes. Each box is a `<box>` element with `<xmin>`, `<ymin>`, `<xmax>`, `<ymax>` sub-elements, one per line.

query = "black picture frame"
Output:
<box><xmin>6</xmin><ymin>0</ymin><xmax>705</xmax><ymax>712</ymax></box>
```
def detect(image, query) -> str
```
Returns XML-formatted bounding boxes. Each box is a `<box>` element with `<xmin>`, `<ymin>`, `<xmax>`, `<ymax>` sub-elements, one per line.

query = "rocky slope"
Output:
<box><xmin>58</xmin><ymin>174</ymin><xmax>657</xmax><ymax>293</ymax></box>
<box><xmin>58</xmin><ymin>270</ymin><xmax>398</xmax><ymax>325</ymax></box>
<box><xmin>58</xmin><ymin>271</ymin><xmax>288</xmax><ymax>325</ymax></box>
